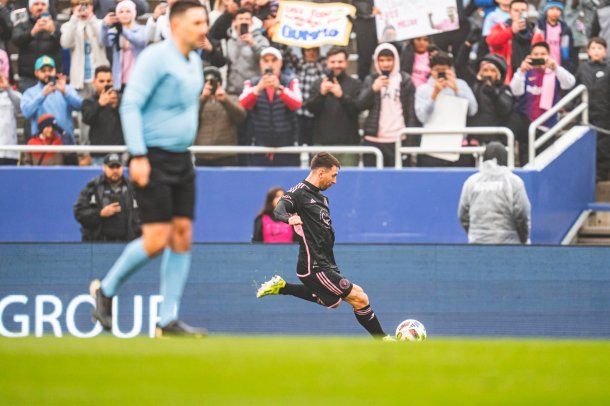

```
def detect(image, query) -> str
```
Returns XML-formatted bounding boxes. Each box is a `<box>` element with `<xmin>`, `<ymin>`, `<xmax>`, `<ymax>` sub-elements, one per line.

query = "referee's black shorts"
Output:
<box><xmin>135</xmin><ymin>147</ymin><xmax>195</xmax><ymax>224</ymax></box>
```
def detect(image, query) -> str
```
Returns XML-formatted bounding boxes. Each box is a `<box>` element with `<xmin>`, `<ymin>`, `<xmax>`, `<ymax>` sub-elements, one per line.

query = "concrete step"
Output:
<box><xmin>596</xmin><ymin>181</ymin><xmax>610</xmax><ymax>203</ymax></box>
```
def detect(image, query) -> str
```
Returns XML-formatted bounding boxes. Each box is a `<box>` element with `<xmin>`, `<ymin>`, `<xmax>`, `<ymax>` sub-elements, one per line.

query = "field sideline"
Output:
<box><xmin>1</xmin><ymin>336</ymin><xmax>610</xmax><ymax>404</ymax></box>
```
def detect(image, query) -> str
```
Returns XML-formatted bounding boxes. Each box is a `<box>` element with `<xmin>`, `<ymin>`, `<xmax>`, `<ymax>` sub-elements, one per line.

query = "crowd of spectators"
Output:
<box><xmin>0</xmin><ymin>0</ymin><xmax>608</xmax><ymax>178</ymax></box>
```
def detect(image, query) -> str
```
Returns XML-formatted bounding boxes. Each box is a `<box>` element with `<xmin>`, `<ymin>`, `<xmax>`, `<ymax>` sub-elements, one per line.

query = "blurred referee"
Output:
<box><xmin>90</xmin><ymin>1</ymin><xmax>208</xmax><ymax>337</ymax></box>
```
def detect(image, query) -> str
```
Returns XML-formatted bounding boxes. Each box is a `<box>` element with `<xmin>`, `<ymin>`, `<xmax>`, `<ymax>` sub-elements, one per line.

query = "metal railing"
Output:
<box><xmin>395</xmin><ymin>127</ymin><xmax>516</xmax><ymax>168</ymax></box>
<box><xmin>528</xmin><ymin>84</ymin><xmax>589</xmax><ymax>166</ymax></box>
<box><xmin>0</xmin><ymin>145</ymin><xmax>385</xmax><ymax>169</ymax></box>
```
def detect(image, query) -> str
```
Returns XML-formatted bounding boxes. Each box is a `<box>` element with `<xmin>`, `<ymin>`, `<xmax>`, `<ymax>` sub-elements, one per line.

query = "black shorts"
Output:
<box><xmin>298</xmin><ymin>268</ymin><xmax>353</xmax><ymax>308</ymax></box>
<box><xmin>136</xmin><ymin>147</ymin><xmax>196</xmax><ymax>224</ymax></box>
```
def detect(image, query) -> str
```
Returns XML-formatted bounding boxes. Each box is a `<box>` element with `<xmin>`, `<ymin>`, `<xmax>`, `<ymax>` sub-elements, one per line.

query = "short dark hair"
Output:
<box><xmin>531</xmin><ymin>41</ymin><xmax>550</xmax><ymax>52</ymax></box>
<box><xmin>326</xmin><ymin>46</ymin><xmax>348</xmax><ymax>59</ymax></box>
<box><xmin>588</xmin><ymin>37</ymin><xmax>608</xmax><ymax>49</ymax></box>
<box><xmin>94</xmin><ymin>65</ymin><xmax>111</xmax><ymax>77</ymax></box>
<box><xmin>378</xmin><ymin>49</ymin><xmax>394</xmax><ymax>59</ymax></box>
<box><xmin>430</xmin><ymin>51</ymin><xmax>454</xmax><ymax>68</ymax></box>
<box><xmin>311</xmin><ymin>152</ymin><xmax>340</xmax><ymax>170</ymax></box>
<box><xmin>234</xmin><ymin>7</ymin><xmax>252</xmax><ymax>19</ymax></box>
<box><xmin>510</xmin><ymin>0</ymin><xmax>528</xmax><ymax>7</ymax></box>
<box><xmin>170</xmin><ymin>0</ymin><xmax>207</xmax><ymax>20</ymax></box>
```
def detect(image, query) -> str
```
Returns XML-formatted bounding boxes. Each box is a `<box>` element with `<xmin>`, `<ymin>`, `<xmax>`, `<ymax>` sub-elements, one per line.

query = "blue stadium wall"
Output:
<box><xmin>0</xmin><ymin>129</ymin><xmax>595</xmax><ymax>244</ymax></box>
<box><xmin>1</xmin><ymin>243</ymin><xmax>609</xmax><ymax>338</ymax></box>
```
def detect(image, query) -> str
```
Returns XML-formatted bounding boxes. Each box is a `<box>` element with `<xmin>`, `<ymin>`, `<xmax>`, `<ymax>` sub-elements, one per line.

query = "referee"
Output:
<box><xmin>90</xmin><ymin>1</ymin><xmax>208</xmax><ymax>337</ymax></box>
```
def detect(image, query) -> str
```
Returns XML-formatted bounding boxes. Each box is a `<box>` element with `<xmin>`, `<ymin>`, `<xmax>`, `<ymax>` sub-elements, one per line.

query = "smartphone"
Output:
<box><xmin>239</xmin><ymin>23</ymin><xmax>249</xmax><ymax>36</ymax></box>
<box><xmin>438</xmin><ymin>71</ymin><xmax>446</xmax><ymax>79</ymax></box>
<box><xmin>41</xmin><ymin>11</ymin><xmax>50</xmax><ymax>18</ymax></box>
<box><xmin>104</xmin><ymin>84</ymin><xmax>113</xmax><ymax>92</ymax></box>
<box><xmin>264</xmin><ymin>68</ymin><xmax>273</xmax><ymax>75</ymax></box>
<box><xmin>380</xmin><ymin>70</ymin><xmax>391</xmax><ymax>77</ymax></box>
<box><xmin>49</xmin><ymin>76</ymin><xmax>57</xmax><ymax>85</ymax></box>
<box><xmin>530</xmin><ymin>58</ymin><xmax>546</xmax><ymax>66</ymax></box>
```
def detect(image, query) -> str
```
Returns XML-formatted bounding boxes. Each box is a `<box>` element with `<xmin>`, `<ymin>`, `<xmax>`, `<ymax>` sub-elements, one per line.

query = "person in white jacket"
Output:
<box><xmin>0</xmin><ymin>68</ymin><xmax>22</xmax><ymax>165</ymax></box>
<box><xmin>458</xmin><ymin>142</ymin><xmax>531</xmax><ymax>244</ymax></box>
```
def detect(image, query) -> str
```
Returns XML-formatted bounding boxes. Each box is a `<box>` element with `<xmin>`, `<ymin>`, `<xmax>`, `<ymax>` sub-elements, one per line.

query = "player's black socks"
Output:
<box><xmin>354</xmin><ymin>305</ymin><xmax>386</xmax><ymax>337</ymax></box>
<box><xmin>279</xmin><ymin>283</ymin><xmax>317</xmax><ymax>303</ymax></box>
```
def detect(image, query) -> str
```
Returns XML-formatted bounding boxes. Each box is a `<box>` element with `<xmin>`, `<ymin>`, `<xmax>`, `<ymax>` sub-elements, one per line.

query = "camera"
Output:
<box><xmin>437</xmin><ymin>71</ymin><xmax>446</xmax><ymax>79</ymax></box>
<box><xmin>205</xmin><ymin>75</ymin><xmax>218</xmax><ymax>94</ymax></box>
<box><xmin>324</xmin><ymin>69</ymin><xmax>334</xmax><ymax>81</ymax></box>
<box><xmin>239</xmin><ymin>23</ymin><xmax>249</xmax><ymax>36</ymax></box>
<box><xmin>381</xmin><ymin>69</ymin><xmax>391</xmax><ymax>77</ymax></box>
<box><xmin>104</xmin><ymin>84</ymin><xmax>113</xmax><ymax>92</ymax></box>
<box><xmin>49</xmin><ymin>76</ymin><xmax>57</xmax><ymax>85</ymax></box>
<box><xmin>264</xmin><ymin>68</ymin><xmax>274</xmax><ymax>76</ymax></box>
<box><xmin>203</xmin><ymin>66</ymin><xmax>221</xmax><ymax>95</ymax></box>
<box><xmin>481</xmin><ymin>75</ymin><xmax>494</xmax><ymax>85</ymax></box>
<box><xmin>530</xmin><ymin>58</ymin><xmax>546</xmax><ymax>66</ymax></box>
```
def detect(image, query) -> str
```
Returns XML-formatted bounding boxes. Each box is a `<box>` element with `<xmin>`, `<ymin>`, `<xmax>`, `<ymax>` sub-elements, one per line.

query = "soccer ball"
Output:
<box><xmin>395</xmin><ymin>319</ymin><xmax>427</xmax><ymax>342</ymax></box>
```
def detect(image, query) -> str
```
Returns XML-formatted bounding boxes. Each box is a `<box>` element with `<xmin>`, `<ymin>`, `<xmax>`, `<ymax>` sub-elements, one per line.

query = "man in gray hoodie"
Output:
<box><xmin>458</xmin><ymin>142</ymin><xmax>531</xmax><ymax>244</ymax></box>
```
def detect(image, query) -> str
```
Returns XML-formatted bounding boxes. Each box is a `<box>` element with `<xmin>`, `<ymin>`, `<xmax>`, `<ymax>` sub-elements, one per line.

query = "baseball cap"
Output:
<box><xmin>260</xmin><ymin>47</ymin><xmax>282</xmax><ymax>61</ymax></box>
<box><xmin>34</xmin><ymin>55</ymin><xmax>55</xmax><ymax>71</ymax></box>
<box><xmin>103</xmin><ymin>153</ymin><xmax>122</xmax><ymax>166</ymax></box>
<box><xmin>37</xmin><ymin>114</ymin><xmax>56</xmax><ymax>131</ymax></box>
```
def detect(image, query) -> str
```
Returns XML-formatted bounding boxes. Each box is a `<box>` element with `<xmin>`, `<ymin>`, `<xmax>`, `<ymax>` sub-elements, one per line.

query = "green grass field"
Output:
<box><xmin>1</xmin><ymin>336</ymin><xmax>610</xmax><ymax>404</ymax></box>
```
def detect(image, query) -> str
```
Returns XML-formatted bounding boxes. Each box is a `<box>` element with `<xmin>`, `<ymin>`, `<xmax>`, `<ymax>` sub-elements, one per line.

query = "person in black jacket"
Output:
<box><xmin>11</xmin><ymin>0</ymin><xmax>61</xmax><ymax>92</ymax></box>
<box><xmin>74</xmin><ymin>153</ymin><xmax>141</xmax><ymax>242</ymax></box>
<box><xmin>305</xmin><ymin>46</ymin><xmax>362</xmax><ymax>166</ymax></box>
<box><xmin>357</xmin><ymin>42</ymin><xmax>416</xmax><ymax>167</ymax></box>
<box><xmin>352</xmin><ymin>0</ymin><xmax>378</xmax><ymax>81</ymax></box>
<box><xmin>576</xmin><ymin>37</ymin><xmax>610</xmax><ymax>182</ymax></box>
<box><xmin>0</xmin><ymin>0</ymin><xmax>13</xmax><ymax>52</ymax></box>
<box><xmin>81</xmin><ymin>66</ymin><xmax>124</xmax><ymax>166</ymax></box>
<box><xmin>464</xmin><ymin>54</ymin><xmax>514</xmax><ymax>145</ymax></box>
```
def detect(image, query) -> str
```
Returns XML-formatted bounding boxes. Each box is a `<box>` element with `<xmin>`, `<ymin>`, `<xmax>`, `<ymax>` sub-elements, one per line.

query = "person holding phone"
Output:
<box><xmin>508</xmin><ymin>41</ymin><xmax>576</xmax><ymax>165</ymax></box>
<box><xmin>11</xmin><ymin>0</ymin><xmax>61</xmax><ymax>93</ymax></box>
<box><xmin>81</xmin><ymin>66</ymin><xmax>124</xmax><ymax>166</ymax></box>
<box><xmin>225</xmin><ymin>7</ymin><xmax>269</xmax><ymax>96</ymax></box>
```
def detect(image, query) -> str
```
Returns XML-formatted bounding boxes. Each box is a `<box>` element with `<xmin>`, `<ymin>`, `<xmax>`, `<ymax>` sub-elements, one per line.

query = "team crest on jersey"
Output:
<box><xmin>339</xmin><ymin>278</ymin><xmax>350</xmax><ymax>290</ymax></box>
<box><xmin>320</xmin><ymin>208</ymin><xmax>331</xmax><ymax>227</ymax></box>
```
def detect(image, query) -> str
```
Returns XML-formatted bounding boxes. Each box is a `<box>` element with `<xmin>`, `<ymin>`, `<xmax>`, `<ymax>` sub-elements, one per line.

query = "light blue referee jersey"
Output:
<box><xmin>120</xmin><ymin>38</ymin><xmax>204</xmax><ymax>156</ymax></box>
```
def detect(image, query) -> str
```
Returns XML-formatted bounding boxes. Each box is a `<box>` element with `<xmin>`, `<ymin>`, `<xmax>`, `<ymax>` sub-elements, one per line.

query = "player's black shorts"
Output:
<box><xmin>135</xmin><ymin>147</ymin><xmax>195</xmax><ymax>224</ymax></box>
<box><xmin>298</xmin><ymin>267</ymin><xmax>353</xmax><ymax>308</ymax></box>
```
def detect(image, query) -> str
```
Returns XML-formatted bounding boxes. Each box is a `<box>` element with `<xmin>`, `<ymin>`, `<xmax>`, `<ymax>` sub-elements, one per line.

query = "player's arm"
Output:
<box><xmin>274</xmin><ymin>194</ymin><xmax>302</xmax><ymax>225</ymax></box>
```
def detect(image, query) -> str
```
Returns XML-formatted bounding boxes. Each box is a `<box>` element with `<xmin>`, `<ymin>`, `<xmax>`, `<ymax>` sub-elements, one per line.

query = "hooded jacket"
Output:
<box><xmin>357</xmin><ymin>43</ymin><xmax>416</xmax><ymax>141</ymax></box>
<box><xmin>225</xmin><ymin>28</ymin><xmax>269</xmax><ymax>95</ymax></box>
<box><xmin>458</xmin><ymin>159</ymin><xmax>531</xmax><ymax>244</ymax></box>
<box><xmin>576</xmin><ymin>60</ymin><xmax>610</xmax><ymax>132</ymax></box>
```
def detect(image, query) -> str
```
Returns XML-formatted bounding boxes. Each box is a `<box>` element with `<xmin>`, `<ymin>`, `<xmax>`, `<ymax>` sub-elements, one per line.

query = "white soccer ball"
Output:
<box><xmin>395</xmin><ymin>319</ymin><xmax>427</xmax><ymax>342</ymax></box>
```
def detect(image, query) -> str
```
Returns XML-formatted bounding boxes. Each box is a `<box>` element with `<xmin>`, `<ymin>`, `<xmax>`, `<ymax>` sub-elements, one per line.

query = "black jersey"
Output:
<box><xmin>274</xmin><ymin>180</ymin><xmax>337</xmax><ymax>275</ymax></box>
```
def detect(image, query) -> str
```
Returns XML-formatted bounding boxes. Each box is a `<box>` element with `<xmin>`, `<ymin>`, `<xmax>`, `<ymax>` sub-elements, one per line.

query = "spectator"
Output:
<box><xmin>357</xmin><ymin>43</ymin><xmax>416</xmax><ymax>167</ymax></box>
<box><xmin>195</xmin><ymin>66</ymin><xmax>246</xmax><ymax>166</ymax></box>
<box><xmin>209</xmin><ymin>0</ymin><xmax>231</xmax><ymax>26</ymax></box>
<box><xmin>226</xmin><ymin>8</ymin><xmax>269</xmax><ymax>96</ymax></box>
<box><xmin>93</xmin><ymin>0</ymin><xmax>147</xmax><ymax>19</ymax></box>
<box><xmin>352</xmin><ymin>0</ymin><xmax>378</xmax><ymax>81</ymax></box>
<box><xmin>239</xmin><ymin>47</ymin><xmax>302</xmax><ymax>166</ymax></box>
<box><xmin>458</xmin><ymin>142</ymin><xmax>531</xmax><ymax>244</ymax></box>
<box><xmin>74</xmin><ymin>153</ymin><xmax>141</xmax><ymax>242</ymax></box>
<box><xmin>252</xmin><ymin>186</ymin><xmax>297</xmax><ymax>243</ymax></box>
<box><xmin>590</xmin><ymin>0</ymin><xmax>610</xmax><ymax>50</ymax></box>
<box><xmin>481</xmin><ymin>0</ymin><xmax>512</xmax><ymax>43</ymax></box>
<box><xmin>102</xmin><ymin>0</ymin><xmax>147</xmax><ymax>91</ymax></box>
<box><xmin>533</xmin><ymin>1</ymin><xmax>577</xmax><ymax>73</ymax></box>
<box><xmin>209</xmin><ymin>0</ymin><xmax>262</xmax><ymax>41</ymax></box>
<box><xmin>11</xmin><ymin>0</ymin><xmax>61</xmax><ymax>92</ymax></box>
<box><xmin>400</xmin><ymin>36</ymin><xmax>432</xmax><ymax>88</ymax></box>
<box><xmin>487</xmin><ymin>0</ymin><xmax>535</xmax><ymax>83</ymax></box>
<box><xmin>466</xmin><ymin>54</ymin><xmax>515</xmax><ymax>143</ymax></box>
<box><xmin>509</xmin><ymin>41</ymin><xmax>575</xmax><ymax>165</ymax></box>
<box><xmin>24</xmin><ymin>113</ymin><xmax>64</xmax><ymax>165</ymax></box>
<box><xmin>415</xmin><ymin>51</ymin><xmax>478</xmax><ymax>166</ymax></box>
<box><xmin>576</xmin><ymin>37</ymin><xmax>610</xmax><ymax>181</ymax></box>
<box><xmin>60</xmin><ymin>0</ymin><xmax>108</xmax><ymax>95</ymax></box>
<box><xmin>295</xmin><ymin>46</ymin><xmax>324</xmax><ymax>146</ymax></box>
<box><xmin>21</xmin><ymin>55</ymin><xmax>83</xmax><ymax>144</ymax></box>
<box><xmin>0</xmin><ymin>0</ymin><xmax>13</xmax><ymax>51</ymax></box>
<box><xmin>81</xmin><ymin>65</ymin><xmax>123</xmax><ymax>166</ymax></box>
<box><xmin>0</xmin><ymin>69</ymin><xmax>21</xmax><ymax>165</ymax></box>
<box><xmin>306</xmin><ymin>46</ymin><xmax>362</xmax><ymax>166</ymax></box>
<box><xmin>551</xmin><ymin>0</ymin><xmax>589</xmax><ymax>49</ymax></box>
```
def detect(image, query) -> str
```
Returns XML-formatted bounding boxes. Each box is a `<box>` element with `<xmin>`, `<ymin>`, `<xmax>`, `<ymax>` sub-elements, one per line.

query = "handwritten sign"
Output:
<box><xmin>374</xmin><ymin>0</ymin><xmax>459</xmax><ymax>42</ymax></box>
<box><xmin>272</xmin><ymin>1</ymin><xmax>356</xmax><ymax>48</ymax></box>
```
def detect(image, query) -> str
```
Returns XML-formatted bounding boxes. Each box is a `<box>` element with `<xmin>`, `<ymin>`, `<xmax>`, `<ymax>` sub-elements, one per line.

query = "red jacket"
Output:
<box><xmin>487</xmin><ymin>21</ymin><xmax>534</xmax><ymax>84</ymax></box>
<box><xmin>26</xmin><ymin>133</ymin><xmax>63</xmax><ymax>165</ymax></box>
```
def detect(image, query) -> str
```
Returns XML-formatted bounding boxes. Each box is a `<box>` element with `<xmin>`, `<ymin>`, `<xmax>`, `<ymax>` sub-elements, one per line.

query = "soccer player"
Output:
<box><xmin>89</xmin><ymin>1</ymin><xmax>208</xmax><ymax>337</ymax></box>
<box><xmin>256</xmin><ymin>153</ymin><xmax>390</xmax><ymax>339</ymax></box>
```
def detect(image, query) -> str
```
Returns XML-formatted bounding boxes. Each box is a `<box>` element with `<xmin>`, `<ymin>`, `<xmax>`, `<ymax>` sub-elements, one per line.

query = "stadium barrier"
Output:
<box><xmin>1</xmin><ymin>243</ymin><xmax>609</xmax><ymax>338</ymax></box>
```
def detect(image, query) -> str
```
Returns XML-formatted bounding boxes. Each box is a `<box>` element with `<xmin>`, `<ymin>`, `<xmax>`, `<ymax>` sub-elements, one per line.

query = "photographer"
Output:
<box><xmin>21</xmin><ymin>55</ymin><xmax>82</xmax><ymax>145</ymax></box>
<box><xmin>195</xmin><ymin>66</ymin><xmax>246</xmax><ymax>166</ymax></box>
<box><xmin>226</xmin><ymin>8</ymin><xmax>269</xmax><ymax>96</ymax></box>
<box><xmin>239</xmin><ymin>47</ymin><xmax>302</xmax><ymax>166</ymax></box>
<box><xmin>306</xmin><ymin>46</ymin><xmax>362</xmax><ymax>166</ymax></box>
<box><xmin>487</xmin><ymin>0</ymin><xmax>535</xmax><ymax>83</ymax></box>
<box><xmin>74</xmin><ymin>153</ymin><xmax>141</xmax><ymax>242</ymax></box>
<box><xmin>102</xmin><ymin>0</ymin><xmax>147</xmax><ymax>91</ymax></box>
<box><xmin>509</xmin><ymin>41</ymin><xmax>575</xmax><ymax>165</ymax></box>
<box><xmin>11</xmin><ymin>0</ymin><xmax>61</xmax><ymax>92</ymax></box>
<box><xmin>82</xmin><ymin>66</ymin><xmax>124</xmax><ymax>166</ymax></box>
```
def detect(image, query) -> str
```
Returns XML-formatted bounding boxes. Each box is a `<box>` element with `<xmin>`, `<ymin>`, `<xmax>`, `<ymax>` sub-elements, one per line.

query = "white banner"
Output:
<box><xmin>272</xmin><ymin>1</ymin><xmax>356</xmax><ymax>48</ymax></box>
<box><xmin>374</xmin><ymin>0</ymin><xmax>460</xmax><ymax>43</ymax></box>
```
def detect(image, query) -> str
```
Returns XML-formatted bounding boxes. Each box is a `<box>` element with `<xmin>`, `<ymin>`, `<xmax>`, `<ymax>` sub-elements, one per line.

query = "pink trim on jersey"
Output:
<box><xmin>327</xmin><ymin>298</ymin><xmax>342</xmax><ymax>308</ymax></box>
<box><xmin>294</xmin><ymin>224</ymin><xmax>311</xmax><ymax>277</ymax></box>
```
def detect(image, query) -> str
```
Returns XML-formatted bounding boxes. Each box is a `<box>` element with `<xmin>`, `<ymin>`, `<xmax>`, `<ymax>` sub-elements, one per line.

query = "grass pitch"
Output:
<box><xmin>1</xmin><ymin>336</ymin><xmax>609</xmax><ymax>404</ymax></box>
